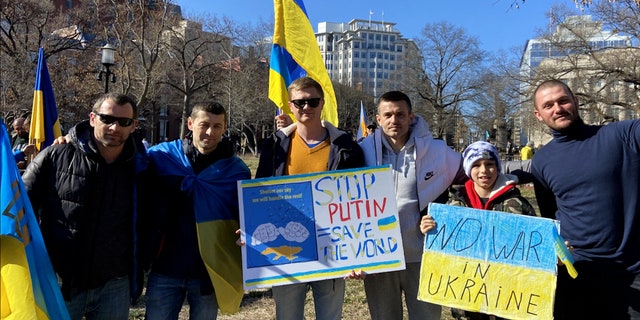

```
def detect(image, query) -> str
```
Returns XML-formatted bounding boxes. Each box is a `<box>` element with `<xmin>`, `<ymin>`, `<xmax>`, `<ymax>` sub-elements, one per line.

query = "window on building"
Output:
<box><xmin>369</xmin><ymin>62</ymin><xmax>375</xmax><ymax>68</ymax></box>
<box><xmin>390</xmin><ymin>35</ymin><xmax>396</xmax><ymax>42</ymax></box>
<box><xmin>377</xmin><ymin>52</ymin><xmax>383</xmax><ymax>59</ymax></box>
<box><xmin>397</xmin><ymin>46</ymin><xmax>403</xmax><ymax>52</ymax></box>
<box><xmin>390</xmin><ymin>54</ymin><xmax>395</xmax><ymax>61</ymax></box>
<box><xmin>354</xmin><ymin>61</ymin><xmax>359</xmax><ymax>68</ymax></box>
<box><xmin>370</xmin><ymin>52</ymin><xmax>376</xmax><ymax>58</ymax></box>
<box><xmin>376</xmin><ymin>34</ymin><xmax>381</xmax><ymax>40</ymax></box>
<box><xmin>375</xmin><ymin>43</ymin><xmax>381</xmax><ymax>49</ymax></box>
<box><xmin>354</xmin><ymin>41</ymin><xmax>360</xmax><ymax>48</ymax></box>
<box><xmin>354</xmin><ymin>52</ymin><xmax>360</xmax><ymax>58</ymax></box>
<box><xmin>383</xmin><ymin>35</ymin><xmax>388</xmax><ymax>41</ymax></box>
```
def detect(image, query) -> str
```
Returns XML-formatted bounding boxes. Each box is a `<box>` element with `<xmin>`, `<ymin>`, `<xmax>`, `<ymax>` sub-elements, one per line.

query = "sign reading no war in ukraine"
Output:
<box><xmin>418</xmin><ymin>203</ymin><xmax>569</xmax><ymax>320</ymax></box>
<box><xmin>238</xmin><ymin>166</ymin><xmax>405</xmax><ymax>290</ymax></box>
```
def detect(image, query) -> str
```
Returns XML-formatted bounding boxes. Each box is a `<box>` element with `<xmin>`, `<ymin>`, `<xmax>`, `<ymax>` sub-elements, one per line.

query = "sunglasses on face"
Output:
<box><xmin>290</xmin><ymin>98</ymin><xmax>322</xmax><ymax>109</ymax></box>
<box><xmin>93</xmin><ymin>113</ymin><xmax>134</xmax><ymax>127</ymax></box>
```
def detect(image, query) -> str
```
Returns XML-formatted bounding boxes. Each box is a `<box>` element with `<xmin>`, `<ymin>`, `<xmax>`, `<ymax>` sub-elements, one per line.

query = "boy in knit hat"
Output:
<box><xmin>445</xmin><ymin>140</ymin><xmax>535</xmax><ymax>215</ymax></box>
<box><xmin>420</xmin><ymin>140</ymin><xmax>536</xmax><ymax>319</ymax></box>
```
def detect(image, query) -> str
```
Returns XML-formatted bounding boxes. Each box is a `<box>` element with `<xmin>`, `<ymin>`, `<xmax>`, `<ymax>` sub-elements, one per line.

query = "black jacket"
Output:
<box><xmin>256</xmin><ymin>121</ymin><xmax>364</xmax><ymax>178</ymax></box>
<box><xmin>22</xmin><ymin>120</ymin><xmax>150</xmax><ymax>303</ymax></box>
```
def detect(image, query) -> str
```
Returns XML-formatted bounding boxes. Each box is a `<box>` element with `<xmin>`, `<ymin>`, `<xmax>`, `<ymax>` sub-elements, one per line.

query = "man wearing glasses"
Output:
<box><xmin>22</xmin><ymin>93</ymin><xmax>150</xmax><ymax>320</ymax></box>
<box><xmin>255</xmin><ymin>77</ymin><xmax>364</xmax><ymax>320</ymax></box>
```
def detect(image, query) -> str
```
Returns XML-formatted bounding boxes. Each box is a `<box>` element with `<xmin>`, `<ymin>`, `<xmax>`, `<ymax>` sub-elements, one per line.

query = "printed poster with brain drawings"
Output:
<box><xmin>238</xmin><ymin>166</ymin><xmax>405</xmax><ymax>290</ymax></box>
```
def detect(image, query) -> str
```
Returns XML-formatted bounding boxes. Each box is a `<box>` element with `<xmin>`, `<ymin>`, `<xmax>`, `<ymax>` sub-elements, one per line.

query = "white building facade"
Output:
<box><xmin>315</xmin><ymin>19</ymin><xmax>416</xmax><ymax>97</ymax></box>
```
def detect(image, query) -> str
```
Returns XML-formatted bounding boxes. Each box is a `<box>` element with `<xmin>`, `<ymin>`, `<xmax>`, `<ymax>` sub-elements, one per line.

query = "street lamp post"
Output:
<box><xmin>98</xmin><ymin>44</ymin><xmax>116</xmax><ymax>93</ymax></box>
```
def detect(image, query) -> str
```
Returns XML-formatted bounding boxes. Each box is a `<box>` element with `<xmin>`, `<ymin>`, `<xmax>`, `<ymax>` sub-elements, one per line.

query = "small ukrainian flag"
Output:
<box><xmin>377</xmin><ymin>215</ymin><xmax>398</xmax><ymax>231</ymax></box>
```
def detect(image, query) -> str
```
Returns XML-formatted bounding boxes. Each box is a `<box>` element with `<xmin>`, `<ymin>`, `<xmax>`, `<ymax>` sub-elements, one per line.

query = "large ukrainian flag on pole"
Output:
<box><xmin>0</xmin><ymin>121</ymin><xmax>70</xmax><ymax>320</ymax></box>
<box><xmin>30</xmin><ymin>47</ymin><xmax>62</xmax><ymax>152</ymax></box>
<box><xmin>269</xmin><ymin>0</ymin><xmax>339</xmax><ymax>126</ymax></box>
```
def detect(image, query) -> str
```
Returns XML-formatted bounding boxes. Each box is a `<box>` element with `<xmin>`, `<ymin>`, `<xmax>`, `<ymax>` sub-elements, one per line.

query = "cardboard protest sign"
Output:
<box><xmin>238</xmin><ymin>166</ymin><xmax>405</xmax><ymax>290</ymax></box>
<box><xmin>418</xmin><ymin>203</ymin><xmax>572</xmax><ymax>320</ymax></box>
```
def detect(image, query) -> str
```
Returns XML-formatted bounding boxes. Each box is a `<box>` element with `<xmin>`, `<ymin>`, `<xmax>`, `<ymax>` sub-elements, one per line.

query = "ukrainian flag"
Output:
<box><xmin>356</xmin><ymin>101</ymin><xmax>369</xmax><ymax>140</ymax></box>
<box><xmin>0</xmin><ymin>121</ymin><xmax>70</xmax><ymax>320</ymax></box>
<box><xmin>147</xmin><ymin>141</ymin><xmax>251</xmax><ymax>314</ymax></box>
<box><xmin>30</xmin><ymin>47</ymin><xmax>62</xmax><ymax>152</ymax></box>
<box><xmin>269</xmin><ymin>0</ymin><xmax>339</xmax><ymax>126</ymax></box>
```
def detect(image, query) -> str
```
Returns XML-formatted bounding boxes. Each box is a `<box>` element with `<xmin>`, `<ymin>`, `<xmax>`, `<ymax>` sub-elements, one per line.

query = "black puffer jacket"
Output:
<box><xmin>22</xmin><ymin>120</ymin><xmax>150</xmax><ymax>303</ymax></box>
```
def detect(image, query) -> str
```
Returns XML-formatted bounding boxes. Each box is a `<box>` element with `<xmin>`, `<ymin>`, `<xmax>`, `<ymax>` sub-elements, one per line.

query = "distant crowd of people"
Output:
<box><xmin>4</xmin><ymin>78</ymin><xmax>639</xmax><ymax>320</ymax></box>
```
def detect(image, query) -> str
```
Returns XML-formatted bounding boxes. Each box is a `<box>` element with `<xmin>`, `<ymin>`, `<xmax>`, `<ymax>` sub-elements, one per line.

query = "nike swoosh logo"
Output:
<box><xmin>424</xmin><ymin>171</ymin><xmax>434</xmax><ymax>180</ymax></box>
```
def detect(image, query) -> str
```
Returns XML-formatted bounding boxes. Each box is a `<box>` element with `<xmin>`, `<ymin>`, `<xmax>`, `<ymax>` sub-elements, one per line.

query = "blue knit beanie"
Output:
<box><xmin>462</xmin><ymin>141</ymin><xmax>501</xmax><ymax>177</ymax></box>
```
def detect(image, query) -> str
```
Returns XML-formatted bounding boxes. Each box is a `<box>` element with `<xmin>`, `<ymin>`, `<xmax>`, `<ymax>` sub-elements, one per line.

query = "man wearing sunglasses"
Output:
<box><xmin>255</xmin><ymin>77</ymin><xmax>364</xmax><ymax>320</ymax></box>
<box><xmin>22</xmin><ymin>93</ymin><xmax>151</xmax><ymax>320</ymax></box>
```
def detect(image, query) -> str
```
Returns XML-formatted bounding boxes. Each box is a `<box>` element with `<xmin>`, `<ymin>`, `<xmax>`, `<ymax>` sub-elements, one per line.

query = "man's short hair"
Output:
<box><xmin>287</xmin><ymin>77</ymin><xmax>324</xmax><ymax>98</ymax></box>
<box><xmin>12</xmin><ymin>117</ymin><xmax>25</xmax><ymax>127</ymax></box>
<box><xmin>92</xmin><ymin>93</ymin><xmax>138</xmax><ymax>117</ymax></box>
<box><xmin>378</xmin><ymin>91</ymin><xmax>412</xmax><ymax>113</ymax></box>
<box><xmin>191</xmin><ymin>102</ymin><xmax>227</xmax><ymax>122</ymax></box>
<box><xmin>532</xmin><ymin>79</ymin><xmax>575</xmax><ymax>108</ymax></box>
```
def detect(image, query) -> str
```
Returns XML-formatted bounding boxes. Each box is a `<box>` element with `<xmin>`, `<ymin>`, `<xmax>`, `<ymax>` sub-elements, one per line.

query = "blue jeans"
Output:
<box><xmin>65</xmin><ymin>276</ymin><xmax>130</xmax><ymax>320</ymax></box>
<box><xmin>145</xmin><ymin>272</ymin><xmax>218</xmax><ymax>320</ymax></box>
<box><xmin>272</xmin><ymin>278</ymin><xmax>345</xmax><ymax>320</ymax></box>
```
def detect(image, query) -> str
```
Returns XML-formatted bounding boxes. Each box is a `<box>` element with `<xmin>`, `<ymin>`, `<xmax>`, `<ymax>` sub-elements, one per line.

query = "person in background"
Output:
<box><xmin>255</xmin><ymin>76</ymin><xmax>364</xmax><ymax>320</ymax></box>
<box><xmin>355</xmin><ymin>90</ymin><xmax>463</xmax><ymax>320</ymax></box>
<box><xmin>142</xmin><ymin>137</ymin><xmax>150</xmax><ymax>149</ymax></box>
<box><xmin>366</xmin><ymin>123</ymin><xmax>377</xmax><ymax>135</ymax></box>
<box><xmin>10</xmin><ymin>117</ymin><xmax>28</xmax><ymax>151</ymax></box>
<box><xmin>144</xmin><ymin>102</ymin><xmax>250</xmax><ymax>320</ymax></box>
<box><xmin>10</xmin><ymin>117</ymin><xmax>35</xmax><ymax>169</ymax></box>
<box><xmin>519</xmin><ymin>141</ymin><xmax>534</xmax><ymax>160</ymax></box>
<box><xmin>22</xmin><ymin>93</ymin><xmax>150</xmax><ymax>320</ymax></box>
<box><xmin>530</xmin><ymin>79</ymin><xmax>640</xmax><ymax>319</ymax></box>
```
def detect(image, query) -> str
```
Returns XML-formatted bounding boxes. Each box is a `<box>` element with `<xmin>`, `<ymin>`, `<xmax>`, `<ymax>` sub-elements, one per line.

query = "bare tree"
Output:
<box><xmin>511</xmin><ymin>0</ymin><xmax>640</xmax><ymax>10</ymax></box>
<box><xmin>468</xmin><ymin>66</ymin><xmax>521</xmax><ymax>150</ymax></box>
<box><xmin>410</xmin><ymin>21</ymin><xmax>485</xmax><ymax>142</ymax></box>
<box><xmin>533</xmin><ymin>2</ymin><xmax>640</xmax><ymax>120</ymax></box>
<box><xmin>161</xmin><ymin>17</ymin><xmax>231</xmax><ymax>139</ymax></box>
<box><xmin>0</xmin><ymin>0</ymin><xmax>92</xmax><ymax>125</ymax></box>
<box><xmin>332</xmin><ymin>82</ymin><xmax>376</xmax><ymax>136</ymax></box>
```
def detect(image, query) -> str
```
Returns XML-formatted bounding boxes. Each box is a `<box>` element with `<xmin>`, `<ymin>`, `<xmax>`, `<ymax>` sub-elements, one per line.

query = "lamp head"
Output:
<box><xmin>101</xmin><ymin>43</ymin><xmax>115</xmax><ymax>66</ymax></box>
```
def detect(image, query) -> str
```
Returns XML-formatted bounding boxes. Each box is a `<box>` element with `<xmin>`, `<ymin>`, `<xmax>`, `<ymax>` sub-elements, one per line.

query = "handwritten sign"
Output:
<box><xmin>418</xmin><ymin>203</ymin><xmax>560</xmax><ymax>320</ymax></box>
<box><xmin>238</xmin><ymin>166</ymin><xmax>405</xmax><ymax>290</ymax></box>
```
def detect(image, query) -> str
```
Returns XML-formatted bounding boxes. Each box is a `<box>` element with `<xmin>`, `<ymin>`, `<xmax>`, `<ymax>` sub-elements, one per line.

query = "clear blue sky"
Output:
<box><xmin>175</xmin><ymin>0</ymin><xmax>573</xmax><ymax>55</ymax></box>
